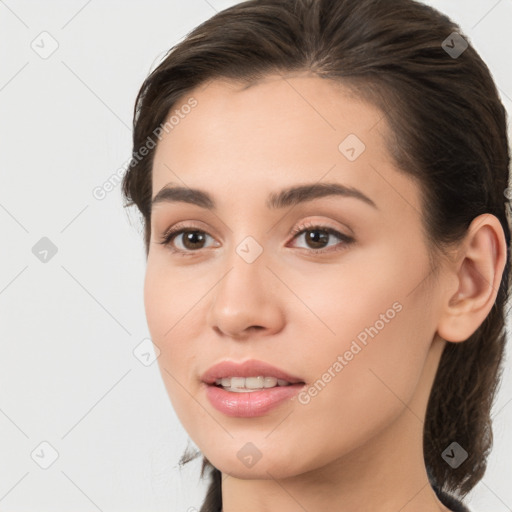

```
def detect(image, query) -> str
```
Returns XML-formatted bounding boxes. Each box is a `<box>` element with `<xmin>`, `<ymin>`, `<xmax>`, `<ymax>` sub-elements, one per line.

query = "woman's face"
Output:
<box><xmin>144</xmin><ymin>73</ymin><xmax>447</xmax><ymax>478</ymax></box>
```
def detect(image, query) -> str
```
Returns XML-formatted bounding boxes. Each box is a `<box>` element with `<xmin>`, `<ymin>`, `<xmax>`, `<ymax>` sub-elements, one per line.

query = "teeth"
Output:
<box><xmin>214</xmin><ymin>376</ymin><xmax>292</xmax><ymax>391</ymax></box>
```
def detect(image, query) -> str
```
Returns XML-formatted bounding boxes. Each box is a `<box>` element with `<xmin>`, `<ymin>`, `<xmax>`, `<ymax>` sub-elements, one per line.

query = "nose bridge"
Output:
<box><xmin>217</xmin><ymin>234</ymin><xmax>268</xmax><ymax>307</ymax></box>
<box><xmin>206</xmin><ymin>232</ymin><xmax>284</xmax><ymax>336</ymax></box>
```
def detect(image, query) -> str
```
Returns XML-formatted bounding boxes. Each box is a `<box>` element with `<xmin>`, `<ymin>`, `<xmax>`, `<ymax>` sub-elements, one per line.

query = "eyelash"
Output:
<box><xmin>157</xmin><ymin>221</ymin><xmax>355</xmax><ymax>256</ymax></box>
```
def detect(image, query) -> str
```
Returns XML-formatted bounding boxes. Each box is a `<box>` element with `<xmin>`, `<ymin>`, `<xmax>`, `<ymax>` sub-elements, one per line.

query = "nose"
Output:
<box><xmin>205</xmin><ymin>248</ymin><xmax>286</xmax><ymax>340</ymax></box>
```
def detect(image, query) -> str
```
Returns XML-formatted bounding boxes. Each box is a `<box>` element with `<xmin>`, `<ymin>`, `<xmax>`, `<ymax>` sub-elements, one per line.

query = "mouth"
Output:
<box><xmin>209</xmin><ymin>376</ymin><xmax>305</xmax><ymax>392</ymax></box>
<box><xmin>201</xmin><ymin>359</ymin><xmax>305</xmax><ymax>387</ymax></box>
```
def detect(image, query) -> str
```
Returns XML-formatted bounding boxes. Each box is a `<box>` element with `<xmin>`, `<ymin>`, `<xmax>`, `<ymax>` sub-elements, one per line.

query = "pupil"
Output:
<box><xmin>307</xmin><ymin>230</ymin><xmax>328</xmax><ymax>248</ymax></box>
<box><xmin>184</xmin><ymin>231</ymin><xmax>205</xmax><ymax>249</ymax></box>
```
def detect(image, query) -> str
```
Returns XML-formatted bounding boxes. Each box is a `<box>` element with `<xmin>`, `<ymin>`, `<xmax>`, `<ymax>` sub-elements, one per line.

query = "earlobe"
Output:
<box><xmin>436</xmin><ymin>214</ymin><xmax>507</xmax><ymax>343</ymax></box>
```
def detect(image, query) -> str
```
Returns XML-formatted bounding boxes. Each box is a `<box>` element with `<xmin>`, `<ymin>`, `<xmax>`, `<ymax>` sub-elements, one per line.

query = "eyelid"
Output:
<box><xmin>289</xmin><ymin>219</ymin><xmax>346</xmax><ymax>237</ymax></box>
<box><xmin>159</xmin><ymin>220</ymin><xmax>217</xmax><ymax>241</ymax></box>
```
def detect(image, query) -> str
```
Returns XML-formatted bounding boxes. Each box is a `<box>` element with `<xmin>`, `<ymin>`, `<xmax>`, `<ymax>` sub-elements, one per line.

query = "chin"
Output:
<box><xmin>204</xmin><ymin>445</ymin><xmax>307</xmax><ymax>480</ymax></box>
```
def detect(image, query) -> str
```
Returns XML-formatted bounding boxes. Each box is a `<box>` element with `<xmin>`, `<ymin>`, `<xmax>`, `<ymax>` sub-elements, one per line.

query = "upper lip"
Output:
<box><xmin>201</xmin><ymin>359</ymin><xmax>305</xmax><ymax>385</ymax></box>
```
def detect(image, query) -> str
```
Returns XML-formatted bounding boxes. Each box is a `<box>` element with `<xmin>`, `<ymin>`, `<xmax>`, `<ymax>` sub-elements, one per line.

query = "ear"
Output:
<box><xmin>436</xmin><ymin>213</ymin><xmax>508</xmax><ymax>343</ymax></box>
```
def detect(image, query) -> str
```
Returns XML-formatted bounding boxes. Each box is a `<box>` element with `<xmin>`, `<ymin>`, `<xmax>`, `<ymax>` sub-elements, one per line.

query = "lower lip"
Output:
<box><xmin>204</xmin><ymin>383</ymin><xmax>305</xmax><ymax>417</ymax></box>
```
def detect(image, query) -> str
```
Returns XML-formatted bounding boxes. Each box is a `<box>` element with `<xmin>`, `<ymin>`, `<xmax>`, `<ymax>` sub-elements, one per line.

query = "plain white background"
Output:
<box><xmin>0</xmin><ymin>1</ymin><xmax>511</xmax><ymax>511</ymax></box>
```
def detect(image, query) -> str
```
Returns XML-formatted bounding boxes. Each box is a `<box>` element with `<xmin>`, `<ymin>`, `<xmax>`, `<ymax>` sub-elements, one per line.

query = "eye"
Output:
<box><xmin>157</xmin><ymin>221</ymin><xmax>355</xmax><ymax>256</ymax></box>
<box><xmin>157</xmin><ymin>225</ymin><xmax>218</xmax><ymax>255</ymax></box>
<box><xmin>288</xmin><ymin>222</ymin><xmax>354</xmax><ymax>254</ymax></box>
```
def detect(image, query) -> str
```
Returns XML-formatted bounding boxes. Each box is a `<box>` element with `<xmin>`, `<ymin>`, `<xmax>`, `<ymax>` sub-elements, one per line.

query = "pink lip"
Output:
<box><xmin>203</xmin><ymin>382</ymin><xmax>305</xmax><ymax>417</ymax></box>
<box><xmin>201</xmin><ymin>359</ymin><xmax>306</xmax><ymax>418</ymax></box>
<box><xmin>201</xmin><ymin>359</ymin><xmax>304</xmax><ymax>384</ymax></box>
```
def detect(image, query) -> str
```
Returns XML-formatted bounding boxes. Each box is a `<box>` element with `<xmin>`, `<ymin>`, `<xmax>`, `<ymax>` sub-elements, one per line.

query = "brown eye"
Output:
<box><xmin>301</xmin><ymin>229</ymin><xmax>330</xmax><ymax>249</ymax></box>
<box><xmin>158</xmin><ymin>227</ymin><xmax>217</xmax><ymax>254</ymax></box>
<box><xmin>177</xmin><ymin>230</ymin><xmax>208</xmax><ymax>250</ymax></box>
<box><xmin>289</xmin><ymin>224</ymin><xmax>354</xmax><ymax>253</ymax></box>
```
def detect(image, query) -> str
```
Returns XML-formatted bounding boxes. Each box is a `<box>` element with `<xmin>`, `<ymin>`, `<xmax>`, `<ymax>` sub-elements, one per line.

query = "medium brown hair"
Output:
<box><xmin>121</xmin><ymin>0</ymin><xmax>512</xmax><ymax>509</ymax></box>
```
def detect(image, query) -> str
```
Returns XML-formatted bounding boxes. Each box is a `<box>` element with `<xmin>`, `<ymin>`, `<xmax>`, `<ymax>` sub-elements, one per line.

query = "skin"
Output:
<box><xmin>144</xmin><ymin>73</ymin><xmax>507</xmax><ymax>512</ymax></box>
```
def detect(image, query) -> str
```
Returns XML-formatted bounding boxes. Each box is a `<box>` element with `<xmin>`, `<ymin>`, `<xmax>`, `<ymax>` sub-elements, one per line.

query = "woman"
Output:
<box><xmin>121</xmin><ymin>0</ymin><xmax>511</xmax><ymax>511</ymax></box>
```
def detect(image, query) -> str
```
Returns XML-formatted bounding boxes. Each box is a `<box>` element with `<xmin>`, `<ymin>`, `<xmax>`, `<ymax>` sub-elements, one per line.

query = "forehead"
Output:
<box><xmin>150</xmin><ymin>73</ymin><xmax>421</xmax><ymax>220</ymax></box>
<box><xmin>170</xmin><ymin>73</ymin><xmax>385</xmax><ymax>138</ymax></box>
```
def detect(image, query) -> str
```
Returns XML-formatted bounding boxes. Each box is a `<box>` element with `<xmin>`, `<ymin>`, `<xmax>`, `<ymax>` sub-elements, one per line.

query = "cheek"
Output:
<box><xmin>143</xmin><ymin>257</ymin><xmax>200</xmax><ymax>339</ymax></box>
<box><xmin>293</xmin><ymin>249</ymin><xmax>433</xmax><ymax>415</ymax></box>
<box><xmin>143</xmin><ymin>263</ymin><xmax>187</xmax><ymax>391</ymax></box>
<box><xmin>143</xmin><ymin>260</ymin><xmax>204</xmax><ymax>405</ymax></box>
<box><xmin>293</xmin><ymin>304</ymin><xmax>430</xmax><ymax>460</ymax></box>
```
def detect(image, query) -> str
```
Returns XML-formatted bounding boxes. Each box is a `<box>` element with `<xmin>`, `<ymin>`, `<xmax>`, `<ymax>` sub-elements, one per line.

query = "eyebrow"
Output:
<box><xmin>151</xmin><ymin>182</ymin><xmax>378</xmax><ymax>211</ymax></box>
